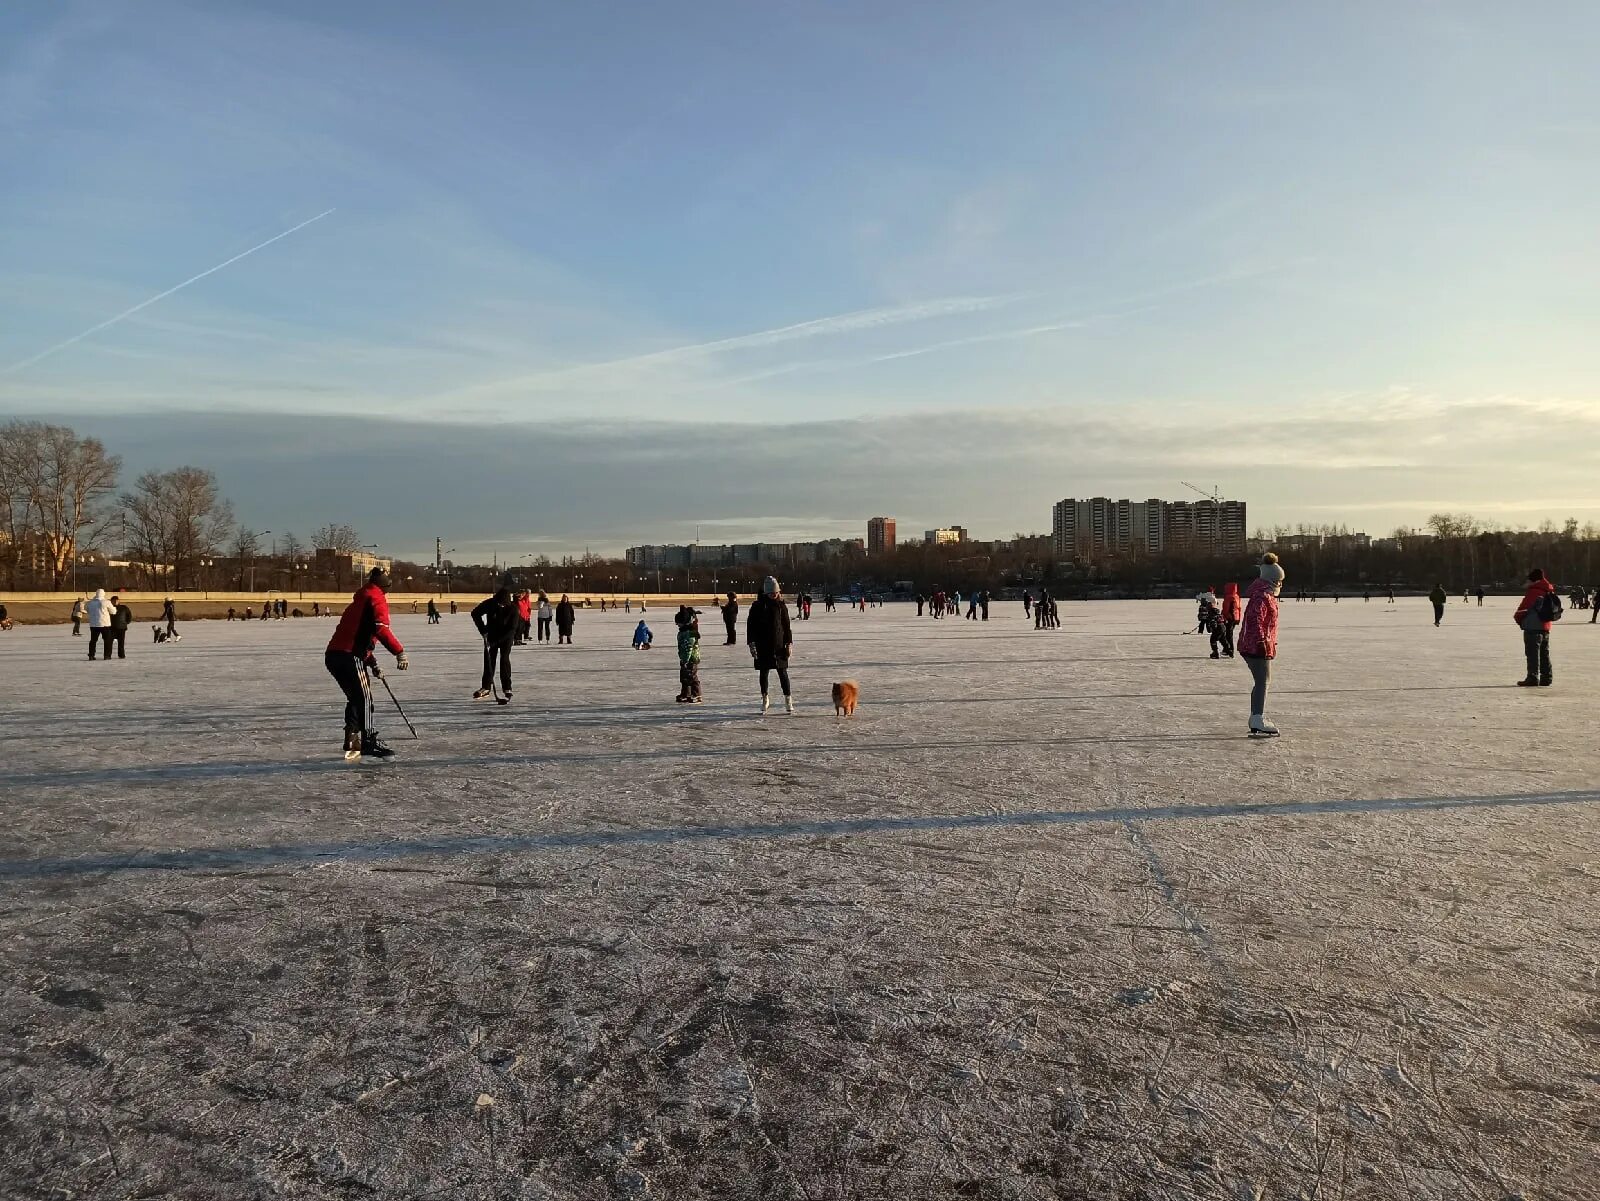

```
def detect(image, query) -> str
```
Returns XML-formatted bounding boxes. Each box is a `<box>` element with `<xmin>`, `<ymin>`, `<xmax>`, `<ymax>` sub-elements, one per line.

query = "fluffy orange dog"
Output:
<box><xmin>831</xmin><ymin>680</ymin><xmax>859</xmax><ymax>716</ymax></box>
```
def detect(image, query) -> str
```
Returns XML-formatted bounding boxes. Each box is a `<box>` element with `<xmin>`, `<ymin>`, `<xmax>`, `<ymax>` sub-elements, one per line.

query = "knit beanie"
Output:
<box><xmin>762</xmin><ymin>576</ymin><xmax>779</xmax><ymax>595</ymax></box>
<box><xmin>1259</xmin><ymin>558</ymin><xmax>1285</xmax><ymax>585</ymax></box>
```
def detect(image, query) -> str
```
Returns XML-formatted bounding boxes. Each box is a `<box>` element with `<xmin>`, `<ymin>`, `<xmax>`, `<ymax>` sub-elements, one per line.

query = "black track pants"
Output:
<box><xmin>326</xmin><ymin>651</ymin><xmax>368</xmax><ymax>737</ymax></box>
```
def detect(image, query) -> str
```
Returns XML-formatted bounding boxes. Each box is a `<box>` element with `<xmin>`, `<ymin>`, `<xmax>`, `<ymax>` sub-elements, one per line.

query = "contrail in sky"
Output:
<box><xmin>2</xmin><ymin>208</ymin><xmax>335</xmax><ymax>374</ymax></box>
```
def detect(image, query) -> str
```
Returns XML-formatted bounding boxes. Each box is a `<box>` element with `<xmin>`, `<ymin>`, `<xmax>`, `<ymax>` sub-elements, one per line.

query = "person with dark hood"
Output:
<box><xmin>747</xmin><ymin>575</ymin><xmax>794</xmax><ymax>714</ymax></box>
<box><xmin>555</xmin><ymin>594</ymin><xmax>576</xmax><ymax>644</ymax></box>
<box><xmin>720</xmin><ymin>591</ymin><xmax>739</xmax><ymax>645</ymax></box>
<box><xmin>325</xmin><ymin>567</ymin><xmax>409</xmax><ymax>760</ymax></box>
<box><xmin>1513</xmin><ymin>568</ymin><xmax>1559</xmax><ymax>687</ymax></box>
<box><xmin>1428</xmin><ymin>583</ymin><xmax>1448</xmax><ymax>627</ymax></box>
<box><xmin>161</xmin><ymin>596</ymin><xmax>179</xmax><ymax>640</ymax></box>
<box><xmin>427</xmin><ymin>597</ymin><xmax>440</xmax><ymax>624</ymax></box>
<box><xmin>107</xmin><ymin>595</ymin><xmax>133</xmax><ymax>659</ymax></box>
<box><xmin>676</xmin><ymin>606</ymin><xmax>704</xmax><ymax>702</ymax></box>
<box><xmin>472</xmin><ymin>586</ymin><xmax>519</xmax><ymax>700</ymax></box>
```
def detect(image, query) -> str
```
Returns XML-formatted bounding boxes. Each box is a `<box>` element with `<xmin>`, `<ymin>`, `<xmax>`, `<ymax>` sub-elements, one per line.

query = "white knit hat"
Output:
<box><xmin>1260</xmin><ymin>559</ymin><xmax>1285</xmax><ymax>585</ymax></box>
<box><xmin>762</xmin><ymin>576</ymin><xmax>779</xmax><ymax>595</ymax></box>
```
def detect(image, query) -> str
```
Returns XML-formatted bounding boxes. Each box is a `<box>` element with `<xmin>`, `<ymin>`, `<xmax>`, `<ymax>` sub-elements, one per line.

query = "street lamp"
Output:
<box><xmin>249</xmin><ymin>530</ymin><xmax>271</xmax><ymax>593</ymax></box>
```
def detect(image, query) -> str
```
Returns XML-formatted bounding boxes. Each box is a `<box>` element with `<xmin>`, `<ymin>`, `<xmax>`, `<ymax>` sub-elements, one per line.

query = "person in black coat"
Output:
<box><xmin>107</xmin><ymin>595</ymin><xmax>133</xmax><ymax>659</ymax></box>
<box><xmin>555</xmin><ymin>595</ymin><xmax>576</xmax><ymax>644</ymax></box>
<box><xmin>471</xmin><ymin>587</ymin><xmax>519</xmax><ymax>699</ymax></box>
<box><xmin>746</xmin><ymin>576</ymin><xmax>794</xmax><ymax>713</ymax></box>
<box><xmin>161</xmin><ymin>596</ymin><xmax>178</xmax><ymax>639</ymax></box>
<box><xmin>720</xmin><ymin>591</ymin><xmax>739</xmax><ymax>645</ymax></box>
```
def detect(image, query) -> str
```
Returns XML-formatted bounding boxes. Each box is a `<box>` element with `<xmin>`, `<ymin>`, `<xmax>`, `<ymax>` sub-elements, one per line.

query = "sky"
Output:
<box><xmin>2</xmin><ymin>1</ymin><xmax>1598</xmax><ymax>561</ymax></box>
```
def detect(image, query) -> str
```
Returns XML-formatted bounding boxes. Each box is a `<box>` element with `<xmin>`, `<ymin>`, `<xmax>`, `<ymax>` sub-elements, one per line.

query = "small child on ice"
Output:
<box><xmin>632</xmin><ymin>620</ymin><xmax>653</xmax><ymax>649</ymax></box>
<box><xmin>675</xmin><ymin>607</ymin><xmax>703</xmax><ymax>703</ymax></box>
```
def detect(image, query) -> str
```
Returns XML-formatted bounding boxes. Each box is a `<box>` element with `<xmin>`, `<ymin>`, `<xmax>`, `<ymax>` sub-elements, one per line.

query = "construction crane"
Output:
<box><xmin>1181</xmin><ymin>481</ymin><xmax>1223</xmax><ymax>504</ymax></box>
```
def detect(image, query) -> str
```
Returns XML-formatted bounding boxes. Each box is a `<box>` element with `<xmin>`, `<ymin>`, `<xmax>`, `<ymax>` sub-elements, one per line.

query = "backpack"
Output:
<box><xmin>1537</xmin><ymin>591</ymin><xmax>1564</xmax><ymax>624</ymax></box>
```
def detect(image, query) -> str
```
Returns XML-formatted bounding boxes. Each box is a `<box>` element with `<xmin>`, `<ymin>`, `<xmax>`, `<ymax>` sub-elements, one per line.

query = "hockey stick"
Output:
<box><xmin>379</xmin><ymin>672</ymin><xmax>419</xmax><ymax>738</ymax></box>
<box><xmin>483</xmin><ymin>638</ymin><xmax>511</xmax><ymax>706</ymax></box>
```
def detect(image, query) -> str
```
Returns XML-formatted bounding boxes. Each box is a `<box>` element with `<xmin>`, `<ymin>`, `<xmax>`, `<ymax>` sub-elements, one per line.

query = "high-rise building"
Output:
<box><xmin>924</xmin><ymin>526</ymin><xmax>968</xmax><ymax>545</ymax></box>
<box><xmin>1051</xmin><ymin>497</ymin><xmax>1246</xmax><ymax>559</ymax></box>
<box><xmin>867</xmin><ymin>516</ymin><xmax>897</xmax><ymax>556</ymax></box>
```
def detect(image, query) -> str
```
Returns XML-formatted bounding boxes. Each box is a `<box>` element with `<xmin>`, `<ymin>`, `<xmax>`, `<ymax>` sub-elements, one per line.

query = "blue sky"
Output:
<box><xmin>3</xmin><ymin>2</ymin><xmax>1598</xmax><ymax>560</ymax></box>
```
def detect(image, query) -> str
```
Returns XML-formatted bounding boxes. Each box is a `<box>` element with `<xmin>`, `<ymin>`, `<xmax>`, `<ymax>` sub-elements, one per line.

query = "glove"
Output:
<box><xmin>368</xmin><ymin>663</ymin><xmax>383</xmax><ymax>680</ymax></box>
<box><xmin>396</xmin><ymin>653</ymin><xmax>409</xmax><ymax>671</ymax></box>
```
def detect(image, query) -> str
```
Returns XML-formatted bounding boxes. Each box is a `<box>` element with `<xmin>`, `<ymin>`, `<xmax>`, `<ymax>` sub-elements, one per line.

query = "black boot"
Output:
<box><xmin>362</xmin><ymin>731</ymin><xmax>396</xmax><ymax>759</ymax></box>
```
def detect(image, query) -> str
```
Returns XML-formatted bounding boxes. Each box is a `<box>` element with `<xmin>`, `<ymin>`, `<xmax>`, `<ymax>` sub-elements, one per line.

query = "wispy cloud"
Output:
<box><xmin>443</xmin><ymin>294</ymin><xmax>1022</xmax><ymax>399</ymax></box>
<box><xmin>2</xmin><ymin>209</ymin><xmax>335</xmax><ymax>375</ymax></box>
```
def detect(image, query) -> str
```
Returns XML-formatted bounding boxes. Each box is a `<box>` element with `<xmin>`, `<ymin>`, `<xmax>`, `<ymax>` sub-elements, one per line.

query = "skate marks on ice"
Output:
<box><xmin>3</xmin><ymin>786</ymin><xmax>1597</xmax><ymax>879</ymax></box>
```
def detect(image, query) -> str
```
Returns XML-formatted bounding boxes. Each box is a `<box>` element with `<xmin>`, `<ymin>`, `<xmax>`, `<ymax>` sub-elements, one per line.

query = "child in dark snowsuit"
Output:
<box><xmin>675</xmin><ymin>607</ymin><xmax>703</xmax><ymax>702</ymax></box>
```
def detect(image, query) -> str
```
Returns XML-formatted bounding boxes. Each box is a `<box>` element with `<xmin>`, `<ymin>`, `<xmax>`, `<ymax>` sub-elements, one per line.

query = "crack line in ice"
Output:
<box><xmin>3</xmin><ymin>789</ymin><xmax>1597</xmax><ymax>879</ymax></box>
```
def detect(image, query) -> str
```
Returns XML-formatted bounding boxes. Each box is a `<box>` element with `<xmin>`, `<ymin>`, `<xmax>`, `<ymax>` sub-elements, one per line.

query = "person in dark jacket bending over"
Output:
<box><xmin>472</xmin><ymin>586</ymin><xmax>519</xmax><ymax>700</ymax></box>
<box><xmin>325</xmin><ymin>567</ymin><xmax>408</xmax><ymax>760</ymax></box>
<box><xmin>747</xmin><ymin>575</ymin><xmax>794</xmax><ymax>714</ymax></box>
<box><xmin>720</xmin><ymin>591</ymin><xmax>739</xmax><ymax>645</ymax></box>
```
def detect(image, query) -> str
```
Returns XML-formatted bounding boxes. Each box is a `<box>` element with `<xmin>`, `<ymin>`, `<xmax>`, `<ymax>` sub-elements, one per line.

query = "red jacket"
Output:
<box><xmin>1220</xmin><ymin>583</ymin><xmax>1242</xmax><ymax>623</ymax></box>
<box><xmin>1237</xmin><ymin>577</ymin><xmax>1280</xmax><ymax>659</ymax></box>
<box><xmin>327</xmin><ymin>584</ymin><xmax>404</xmax><ymax>661</ymax></box>
<box><xmin>1513</xmin><ymin>577</ymin><xmax>1556</xmax><ymax>632</ymax></box>
<box><xmin>517</xmin><ymin>594</ymin><xmax>532</xmax><ymax>621</ymax></box>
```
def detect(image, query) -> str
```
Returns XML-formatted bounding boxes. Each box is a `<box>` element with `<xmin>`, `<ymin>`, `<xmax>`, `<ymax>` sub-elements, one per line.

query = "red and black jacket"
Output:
<box><xmin>326</xmin><ymin>584</ymin><xmax>404</xmax><ymax>663</ymax></box>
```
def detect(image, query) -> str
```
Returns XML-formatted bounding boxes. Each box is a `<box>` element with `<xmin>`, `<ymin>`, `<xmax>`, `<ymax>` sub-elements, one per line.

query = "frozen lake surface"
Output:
<box><xmin>3</xmin><ymin>598</ymin><xmax>1598</xmax><ymax>1199</ymax></box>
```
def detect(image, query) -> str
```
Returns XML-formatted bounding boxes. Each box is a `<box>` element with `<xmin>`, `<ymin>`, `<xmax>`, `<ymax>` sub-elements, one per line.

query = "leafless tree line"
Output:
<box><xmin>0</xmin><ymin>419</ymin><xmax>366</xmax><ymax>593</ymax></box>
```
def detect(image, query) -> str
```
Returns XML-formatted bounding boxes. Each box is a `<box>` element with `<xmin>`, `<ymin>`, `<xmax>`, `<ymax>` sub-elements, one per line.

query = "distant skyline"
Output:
<box><xmin>3</xmin><ymin>2</ymin><xmax>1599</xmax><ymax>561</ymax></box>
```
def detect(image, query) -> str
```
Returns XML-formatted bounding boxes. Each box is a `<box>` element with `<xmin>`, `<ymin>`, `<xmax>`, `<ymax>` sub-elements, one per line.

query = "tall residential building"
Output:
<box><xmin>867</xmin><ymin>516</ymin><xmax>897</xmax><ymax>556</ymax></box>
<box><xmin>924</xmin><ymin>526</ymin><xmax>968</xmax><ymax>545</ymax></box>
<box><xmin>1052</xmin><ymin>497</ymin><xmax>1246</xmax><ymax>559</ymax></box>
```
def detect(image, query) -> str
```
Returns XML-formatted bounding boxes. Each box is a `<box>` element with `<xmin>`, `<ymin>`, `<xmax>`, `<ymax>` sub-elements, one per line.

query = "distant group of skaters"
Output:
<box><xmin>324</xmin><ymin>570</ymin><xmax>808</xmax><ymax>759</ymax></box>
<box><xmin>9</xmin><ymin>556</ymin><xmax>1568</xmax><ymax>755</ymax></box>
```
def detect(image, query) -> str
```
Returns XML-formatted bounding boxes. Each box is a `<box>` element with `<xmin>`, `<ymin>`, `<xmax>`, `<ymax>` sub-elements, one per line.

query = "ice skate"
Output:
<box><xmin>472</xmin><ymin>688</ymin><xmax>492</xmax><ymax>700</ymax></box>
<box><xmin>1248</xmin><ymin>714</ymin><xmax>1279</xmax><ymax>737</ymax></box>
<box><xmin>784</xmin><ymin>695</ymin><xmax>795</xmax><ymax>715</ymax></box>
<box><xmin>362</xmin><ymin>732</ymin><xmax>396</xmax><ymax>759</ymax></box>
<box><xmin>343</xmin><ymin>732</ymin><xmax>362</xmax><ymax>761</ymax></box>
<box><xmin>761</xmin><ymin>693</ymin><xmax>771</xmax><ymax>714</ymax></box>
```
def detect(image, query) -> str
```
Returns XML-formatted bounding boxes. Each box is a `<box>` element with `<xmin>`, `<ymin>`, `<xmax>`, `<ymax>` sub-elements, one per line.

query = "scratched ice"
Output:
<box><xmin>2</xmin><ymin>600</ymin><xmax>1596</xmax><ymax>1198</ymax></box>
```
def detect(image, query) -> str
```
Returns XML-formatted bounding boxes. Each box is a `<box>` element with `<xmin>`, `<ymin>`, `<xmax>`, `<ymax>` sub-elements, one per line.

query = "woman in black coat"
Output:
<box><xmin>555</xmin><ymin>595</ymin><xmax>576</xmax><ymax>645</ymax></box>
<box><xmin>746</xmin><ymin>576</ymin><xmax>793</xmax><ymax>713</ymax></box>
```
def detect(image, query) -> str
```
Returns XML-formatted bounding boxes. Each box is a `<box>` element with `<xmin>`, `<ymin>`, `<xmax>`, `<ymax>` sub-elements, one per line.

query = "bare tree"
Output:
<box><xmin>231</xmin><ymin>526</ymin><xmax>261</xmax><ymax>590</ymax></box>
<box><xmin>121</xmin><ymin>467</ymin><xmax>234</xmax><ymax>590</ymax></box>
<box><xmin>35</xmin><ymin>425</ymin><xmax>120</xmax><ymax>588</ymax></box>
<box><xmin>278</xmin><ymin>532</ymin><xmax>304</xmax><ymax>590</ymax></box>
<box><xmin>312</xmin><ymin>523</ymin><xmax>362</xmax><ymax>553</ymax></box>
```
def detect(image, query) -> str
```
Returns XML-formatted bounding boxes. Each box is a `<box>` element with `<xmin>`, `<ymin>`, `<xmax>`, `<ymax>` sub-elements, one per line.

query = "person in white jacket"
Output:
<box><xmin>85</xmin><ymin>588</ymin><xmax>113</xmax><ymax>659</ymax></box>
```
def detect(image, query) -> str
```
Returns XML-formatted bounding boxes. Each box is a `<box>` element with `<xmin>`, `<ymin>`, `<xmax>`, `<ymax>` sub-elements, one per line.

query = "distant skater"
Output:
<box><xmin>71</xmin><ymin>596</ymin><xmax>85</xmax><ymax>636</ymax></box>
<box><xmin>1219</xmin><ymin>582</ymin><xmax>1240</xmax><ymax>658</ymax></box>
<box><xmin>516</xmin><ymin>590</ymin><xmax>533</xmax><ymax>645</ymax></box>
<box><xmin>1513</xmin><ymin>568</ymin><xmax>1558</xmax><ymax>687</ymax></box>
<box><xmin>1477</xmin><ymin>587</ymin><xmax>1485</xmax><ymax>607</ymax></box>
<box><xmin>1428</xmin><ymin>583</ymin><xmax>1447</xmax><ymax>627</ymax></box>
<box><xmin>633</xmin><ymin>619</ymin><xmax>653</xmax><ymax>649</ymax></box>
<box><xmin>1239</xmin><ymin>554</ymin><xmax>1284</xmax><ymax>737</ymax></box>
<box><xmin>427</xmin><ymin>598</ymin><xmax>440</xmax><ymax>624</ymax></box>
<box><xmin>472</xmin><ymin>586</ymin><xmax>518</xmax><ymax>701</ymax></box>
<box><xmin>162</xmin><ymin>596</ymin><xmax>179</xmax><ymax>640</ymax></box>
<box><xmin>1022</xmin><ymin>593</ymin><xmax>1031</xmax><ymax>621</ymax></box>
<box><xmin>555</xmin><ymin>595</ymin><xmax>576</xmax><ymax>644</ymax></box>
<box><xmin>325</xmin><ymin>567</ymin><xmax>408</xmax><ymax>760</ymax></box>
<box><xmin>747</xmin><ymin>576</ymin><xmax>794</xmax><ymax>714</ymax></box>
<box><xmin>537</xmin><ymin>593</ymin><xmax>553</xmax><ymax>642</ymax></box>
<box><xmin>721</xmin><ymin>591</ymin><xmax>739</xmax><ymax>645</ymax></box>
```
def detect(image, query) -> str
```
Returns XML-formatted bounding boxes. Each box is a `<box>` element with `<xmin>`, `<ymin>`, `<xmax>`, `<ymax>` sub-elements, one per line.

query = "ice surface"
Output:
<box><xmin>2</xmin><ymin>598</ymin><xmax>1598</xmax><ymax>1198</ymax></box>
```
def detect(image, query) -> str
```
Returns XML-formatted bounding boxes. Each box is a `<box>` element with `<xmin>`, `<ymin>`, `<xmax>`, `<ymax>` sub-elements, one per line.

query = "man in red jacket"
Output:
<box><xmin>326</xmin><ymin>567</ymin><xmax>409</xmax><ymax>759</ymax></box>
<box><xmin>1512</xmin><ymin>568</ymin><xmax>1557</xmax><ymax>687</ymax></box>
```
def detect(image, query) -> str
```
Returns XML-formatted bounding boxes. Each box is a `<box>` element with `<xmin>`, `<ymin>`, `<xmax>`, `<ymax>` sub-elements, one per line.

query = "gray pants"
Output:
<box><xmin>1523</xmin><ymin>630</ymin><xmax>1551</xmax><ymax>684</ymax></box>
<box><xmin>1243</xmin><ymin>654</ymin><xmax>1271</xmax><ymax>714</ymax></box>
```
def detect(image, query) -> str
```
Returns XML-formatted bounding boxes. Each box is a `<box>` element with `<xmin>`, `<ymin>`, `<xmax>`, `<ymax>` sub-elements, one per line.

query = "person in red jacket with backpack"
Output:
<box><xmin>326</xmin><ymin>567</ymin><xmax>409</xmax><ymax>759</ymax></box>
<box><xmin>1513</xmin><ymin>568</ymin><xmax>1558</xmax><ymax>687</ymax></box>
